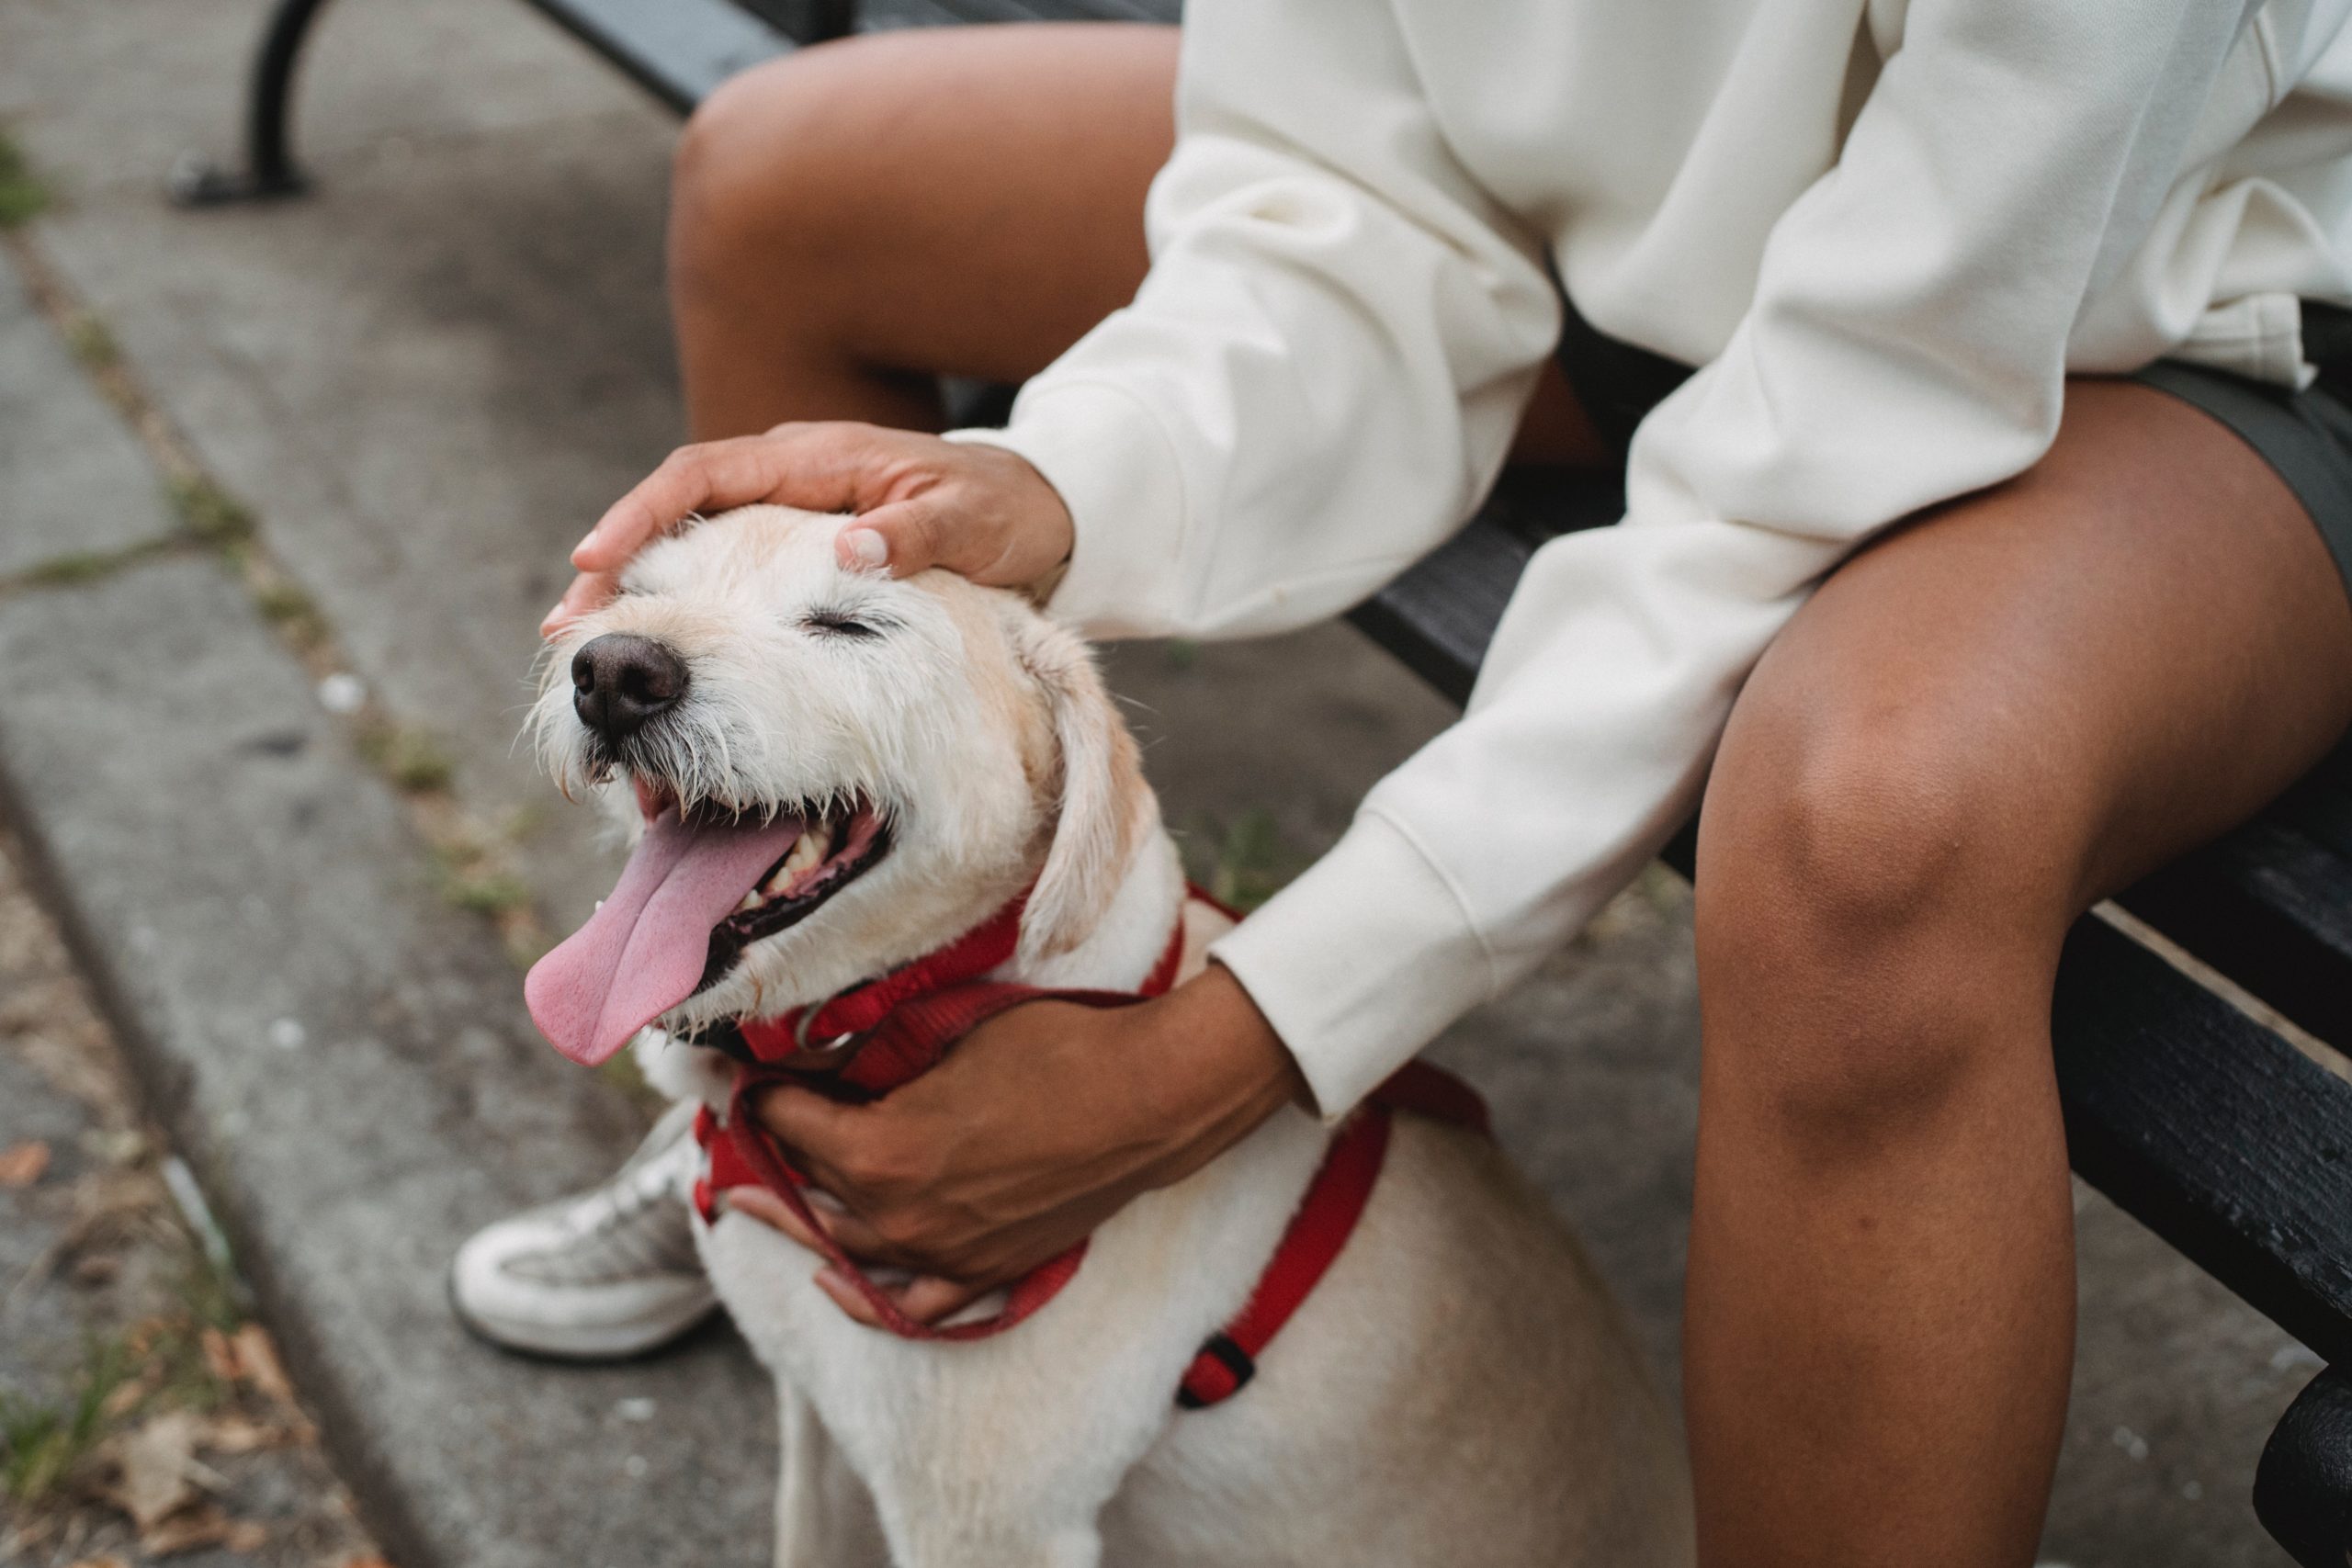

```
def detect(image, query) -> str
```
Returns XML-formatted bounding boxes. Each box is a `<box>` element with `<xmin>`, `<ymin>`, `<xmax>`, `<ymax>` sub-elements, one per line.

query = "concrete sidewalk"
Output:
<box><xmin>0</xmin><ymin>0</ymin><xmax>2322</xmax><ymax>1562</ymax></box>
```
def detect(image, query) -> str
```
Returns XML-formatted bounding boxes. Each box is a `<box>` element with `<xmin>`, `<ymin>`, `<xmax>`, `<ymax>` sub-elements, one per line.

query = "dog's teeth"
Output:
<box><xmin>765</xmin><ymin>827</ymin><xmax>830</xmax><ymax>893</ymax></box>
<box><xmin>737</xmin><ymin>890</ymin><xmax>762</xmax><ymax>913</ymax></box>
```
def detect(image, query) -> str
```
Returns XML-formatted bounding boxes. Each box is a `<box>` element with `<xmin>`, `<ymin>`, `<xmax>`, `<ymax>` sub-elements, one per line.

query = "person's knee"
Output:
<box><xmin>1694</xmin><ymin>673</ymin><xmax>2077</xmax><ymax>1136</ymax></box>
<box><xmin>669</xmin><ymin>44</ymin><xmax>874</xmax><ymax>310</ymax></box>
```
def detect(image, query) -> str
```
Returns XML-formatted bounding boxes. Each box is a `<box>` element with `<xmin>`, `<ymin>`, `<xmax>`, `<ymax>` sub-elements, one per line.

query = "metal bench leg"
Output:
<box><xmin>2255</xmin><ymin>1363</ymin><xmax>2352</xmax><ymax>1567</ymax></box>
<box><xmin>169</xmin><ymin>0</ymin><xmax>338</xmax><ymax>206</ymax></box>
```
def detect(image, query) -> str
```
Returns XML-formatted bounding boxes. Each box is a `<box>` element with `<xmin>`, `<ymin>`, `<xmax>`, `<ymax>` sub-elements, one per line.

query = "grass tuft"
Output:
<box><xmin>0</xmin><ymin>130</ymin><xmax>51</xmax><ymax>229</ymax></box>
<box><xmin>19</xmin><ymin>550</ymin><xmax>130</xmax><ymax>588</ymax></box>
<box><xmin>168</xmin><ymin>475</ymin><xmax>256</xmax><ymax>547</ymax></box>
<box><xmin>1198</xmin><ymin>807</ymin><xmax>1310</xmax><ymax>914</ymax></box>
<box><xmin>0</xmin><ymin>1338</ymin><xmax>130</xmax><ymax>1506</ymax></box>
<box><xmin>358</xmin><ymin>723</ymin><xmax>456</xmax><ymax>794</ymax></box>
<box><xmin>442</xmin><ymin>870</ymin><xmax>532</xmax><ymax>915</ymax></box>
<box><xmin>251</xmin><ymin>576</ymin><xmax>330</xmax><ymax>651</ymax></box>
<box><xmin>64</xmin><ymin>312</ymin><xmax>119</xmax><ymax>370</ymax></box>
<box><xmin>253</xmin><ymin>581</ymin><xmax>316</xmax><ymax>625</ymax></box>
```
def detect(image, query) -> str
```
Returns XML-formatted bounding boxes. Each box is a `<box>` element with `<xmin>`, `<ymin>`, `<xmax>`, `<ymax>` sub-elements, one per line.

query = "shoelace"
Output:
<box><xmin>560</xmin><ymin>1135</ymin><xmax>695</xmax><ymax>1238</ymax></box>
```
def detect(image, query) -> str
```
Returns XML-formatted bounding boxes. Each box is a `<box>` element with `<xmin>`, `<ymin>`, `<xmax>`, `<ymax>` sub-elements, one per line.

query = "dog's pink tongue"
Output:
<box><xmin>526</xmin><ymin>809</ymin><xmax>803</xmax><ymax>1066</ymax></box>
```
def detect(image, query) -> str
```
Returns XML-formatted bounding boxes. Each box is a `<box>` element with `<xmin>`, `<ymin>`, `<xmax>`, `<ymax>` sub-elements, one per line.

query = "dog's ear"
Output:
<box><xmin>1012</xmin><ymin>613</ymin><xmax>1148</xmax><ymax>963</ymax></box>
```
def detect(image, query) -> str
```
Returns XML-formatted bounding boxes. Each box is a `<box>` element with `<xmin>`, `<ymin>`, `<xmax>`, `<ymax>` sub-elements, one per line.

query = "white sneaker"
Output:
<box><xmin>449</xmin><ymin>1099</ymin><xmax>717</xmax><ymax>1359</ymax></box>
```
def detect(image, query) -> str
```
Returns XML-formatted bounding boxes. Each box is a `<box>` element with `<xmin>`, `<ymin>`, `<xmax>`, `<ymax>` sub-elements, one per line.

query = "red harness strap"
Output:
<box><xmin>1174</xmin><ymin>1059</ymin><xmax>1488</xmax><ymax>1408</ymax></box>
<box><xmin>688</xmin><ymin>888</ymin><xmax>1488</xmax><ymax>1406</ymax></box>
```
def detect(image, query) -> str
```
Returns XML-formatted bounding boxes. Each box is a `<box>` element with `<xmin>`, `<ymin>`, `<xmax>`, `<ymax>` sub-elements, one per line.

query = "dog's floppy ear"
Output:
<box><xmin>1012</xmin><ymin>613</ymin><xmax>1148</xmax><ymax>963</ymax></box>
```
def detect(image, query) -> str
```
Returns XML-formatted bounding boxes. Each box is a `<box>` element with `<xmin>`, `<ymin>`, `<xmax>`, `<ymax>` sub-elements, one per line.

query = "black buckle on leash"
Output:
<box><xmin>1177</xmin><ymin>1332</ymin><xmax>1256</xmax><ymax>1409</ymax></box>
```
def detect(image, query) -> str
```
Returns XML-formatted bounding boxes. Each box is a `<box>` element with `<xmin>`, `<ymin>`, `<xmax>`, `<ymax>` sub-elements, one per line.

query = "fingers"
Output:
<box><xmin>541</xmin><ymin>569</ymin><xmax>618</xmax><ymax>637</ymax></box>
<box><xmin>812</xmin><ymin>1266</ymin><xmax>994</xmax><ymax>1328</ymax></box>
<box><xmin>719</xmin><ymin>1179</ymin><xmax>910</xmax><ymax>1264</ymax></box>
<box><xmin>572</xmin><ymin>440</ymin><xmax>779</xmax><ymax>573</ymax></box>
<box><xmin>719</xmin><ymin>1184</ymin><xmax>831</xmax><ymax>1252</ymax></box>
<box><xmin>812</xmin><ymin>1266</ymin><xmax>885</xmax><ymax>1326</ymax></box>
<box><xmin>754</xmin><ymin>1081</ymin><xmax>864</xmax><ymax>1173</ymax></box>
<box><xmin>570</xmin><ymin>426</ymin><xmax>886</xmax><ymax>575</ymax></box>
<box><xmin>833</xmin><ymin>497</ymin><xmax>950</xmax><ymax>580</ymax></box>
<box><xmin>723</xmin><ymin>1190</ymin><xmax>995</xmax><ymax>1329</ymax></box>
<box><xmin>888</xmin><ymin>1272</ymin><xmax>994</xmax><ymax>1325</ymax></box>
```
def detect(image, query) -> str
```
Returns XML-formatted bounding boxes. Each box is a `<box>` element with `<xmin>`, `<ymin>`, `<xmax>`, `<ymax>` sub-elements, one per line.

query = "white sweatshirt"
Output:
<box><xmin>955</xmin><ymin>0</ymin><xmax>2352</xmax><ymax>1116</ymax></box>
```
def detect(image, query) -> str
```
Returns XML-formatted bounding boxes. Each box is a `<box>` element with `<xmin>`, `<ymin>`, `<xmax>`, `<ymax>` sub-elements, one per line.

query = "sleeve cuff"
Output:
<box><xmin>1207</xmin><ymin>810</ymin><xmax>1498</xmax><ymax>1120</ymax></box>
<box><xmin>944</xmin><ymin>381</ymin><xmax>1189</xmax><ymax>638</ymax></box>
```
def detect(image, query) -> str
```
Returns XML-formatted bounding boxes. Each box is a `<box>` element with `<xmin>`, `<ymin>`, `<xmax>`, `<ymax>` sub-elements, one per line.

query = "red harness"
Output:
<box><xmin>688</xmin><ymin>887</ymin><xmax>1487</xmax><ymax>1409</ymax></box>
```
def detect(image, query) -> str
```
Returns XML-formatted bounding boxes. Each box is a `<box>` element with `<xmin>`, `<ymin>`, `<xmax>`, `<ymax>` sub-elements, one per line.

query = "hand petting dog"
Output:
<box><xmin>546</xmin><ymin>423</ymin><xmax>1076</xmax><ymax>635</ymax></box>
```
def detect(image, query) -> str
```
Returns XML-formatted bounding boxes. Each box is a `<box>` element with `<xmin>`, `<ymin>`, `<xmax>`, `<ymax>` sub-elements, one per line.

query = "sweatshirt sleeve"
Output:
<box><xmin>967</xmin><ymin>0</ymin><xmax>2267</xmax><ymax>1114</ymax></box>
<box><xmin>948</xmin><ymin>0</ymin><xmax>1564</xmax><ymax>638</ymax></box>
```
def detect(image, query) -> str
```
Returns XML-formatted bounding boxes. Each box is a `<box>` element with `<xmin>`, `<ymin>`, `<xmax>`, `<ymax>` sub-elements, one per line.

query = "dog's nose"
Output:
<box><xmin>572</xmin><ymin>634</ymin><xmax>688</xmax><ymax>743</ymax></box>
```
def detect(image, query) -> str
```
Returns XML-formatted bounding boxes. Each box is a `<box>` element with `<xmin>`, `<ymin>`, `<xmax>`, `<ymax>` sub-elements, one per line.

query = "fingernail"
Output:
<box><xmin>842</xmin><ymin>527</ymin><xmax>888</xmax><ymax>569</ymax></box>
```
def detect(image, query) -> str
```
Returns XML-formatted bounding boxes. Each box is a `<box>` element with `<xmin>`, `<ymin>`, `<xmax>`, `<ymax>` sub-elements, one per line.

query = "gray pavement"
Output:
<box><xmin>0</xmin><ymin>254</ymin><xmax>174</xmax><ymax>575</ymax></box>
<box><xmin>0</xmin><ymin>819</ymin><xmax>384</xmax><ymax>1568</ymax></box>
<box><xmin>0</xmin><ymin>0</ymin><xmax>2322</xmax><ymax>1562</ymax></box>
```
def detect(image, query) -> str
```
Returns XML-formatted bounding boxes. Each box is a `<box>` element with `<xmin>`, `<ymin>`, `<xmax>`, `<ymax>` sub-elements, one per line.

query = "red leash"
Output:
<box><xmin>690</xmin><ymin>887</ymin><xmax>1487</xmax><ymax>1406</ymax></box>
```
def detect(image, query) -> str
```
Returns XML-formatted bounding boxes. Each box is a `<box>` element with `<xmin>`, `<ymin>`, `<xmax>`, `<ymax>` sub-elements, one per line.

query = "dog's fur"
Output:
<box><xmin>535</xmin><ymin>505</ymin><xmax>1694</xmax><ymax>1568</ymax></box>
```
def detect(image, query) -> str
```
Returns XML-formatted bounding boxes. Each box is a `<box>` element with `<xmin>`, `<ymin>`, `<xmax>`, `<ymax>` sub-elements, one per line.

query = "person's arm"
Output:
<box><xmin>551</xmin><ymin>0</ymin><xmax>1560</xmax><ymax>635</ymax></box>
<box><xmin>967</xmin><ymin>0</ymin><xmax>2269</xmax><ymax>1112</ymax></box>
<box><xmin>948</xmin><ymin>0</ymin><xmax>1563</xmax><ymax>637</ymax></box>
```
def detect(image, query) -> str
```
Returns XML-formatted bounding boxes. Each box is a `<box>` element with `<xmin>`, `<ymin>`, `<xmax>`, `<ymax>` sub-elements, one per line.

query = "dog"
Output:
<box><xmin>524</xmin><ymin>504</ymin><xmax>1692</xmax><ymax>1568</ymax></box>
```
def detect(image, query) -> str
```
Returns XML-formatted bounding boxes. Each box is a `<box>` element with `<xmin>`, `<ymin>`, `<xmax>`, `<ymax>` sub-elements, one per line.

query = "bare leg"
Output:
<box><xmin>664</xmin><ymin>24</ymin><xmax>1600</xmax><ymax>461</ymax></box>
<box><xmin>1686</xmin><ymin>380</ymin><xmax>2352</xmax><ymax>1566</ymax></box>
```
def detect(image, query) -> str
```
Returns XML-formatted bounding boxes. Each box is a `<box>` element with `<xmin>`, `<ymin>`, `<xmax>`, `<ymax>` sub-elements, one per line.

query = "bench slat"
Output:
<box><xmin>854</xmin><ymin>0</ymin><xmax>1179</xmax><ymax>28</ymax></box>
<box><xmin>1344</xmin><ymin>469</ymin><xmax>1623</xmax><ymax>706</ymax></box>
<box><xmin>2054</xmin><ymin>917</ymin><xmax>2352</xmax><ymax>1364</ymax></box>
<box><xmin>519</xmin><ymin>0</ymin><xmax>792</xmax><ymax>110</ymax></box>
<box><xmin>2117</xmin><ymin>816</ymin><xmax>2352</xmax><ymax>1051</ymax></box>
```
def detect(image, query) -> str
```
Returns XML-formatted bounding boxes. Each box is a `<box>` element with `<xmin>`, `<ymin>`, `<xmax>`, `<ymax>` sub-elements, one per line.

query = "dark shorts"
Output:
<box><xmin>1555</xmin><ymin>295</ymin><xmax>2352</xmax><ymax>600</ymax></box>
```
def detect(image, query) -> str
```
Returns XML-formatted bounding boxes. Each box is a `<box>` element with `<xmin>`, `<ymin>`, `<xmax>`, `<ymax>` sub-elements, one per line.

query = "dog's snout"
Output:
<box><xmin>572</xmin><ymin>633</ymin><xmax>688</xmax><ymax>743</ymax></box>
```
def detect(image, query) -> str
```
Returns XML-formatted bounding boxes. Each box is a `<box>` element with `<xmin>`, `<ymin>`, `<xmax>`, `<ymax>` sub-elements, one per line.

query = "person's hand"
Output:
<box><xmin>720</xmin><ymin>964</ymin><xmax>1310</xmax><ymax>1327</ymax></box>
<box><xmin>544</xmin><ymin>423</ymin><xmax>1076</xmax><ymax>636</ymax></box>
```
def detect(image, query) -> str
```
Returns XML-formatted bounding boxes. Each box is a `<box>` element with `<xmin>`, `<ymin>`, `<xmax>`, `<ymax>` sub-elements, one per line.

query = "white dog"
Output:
<box><xmin>524</xmin><ymin>505</ymin><xmax>1692</xmax><ymax>1568</ymax></box>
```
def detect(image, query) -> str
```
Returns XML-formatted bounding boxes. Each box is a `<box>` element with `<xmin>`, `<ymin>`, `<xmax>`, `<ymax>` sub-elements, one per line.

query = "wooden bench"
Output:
<box><xmin>179</xmin><ymin>1</ymin><xmax>2352</xmax><ymax>1558</ymax></box>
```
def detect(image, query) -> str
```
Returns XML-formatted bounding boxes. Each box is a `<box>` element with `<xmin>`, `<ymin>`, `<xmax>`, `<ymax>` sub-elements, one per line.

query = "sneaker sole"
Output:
<box><xmin>446</xmin><ymin>1269</ymin><xmax>722</xmax><ymax>1363</ymax></box>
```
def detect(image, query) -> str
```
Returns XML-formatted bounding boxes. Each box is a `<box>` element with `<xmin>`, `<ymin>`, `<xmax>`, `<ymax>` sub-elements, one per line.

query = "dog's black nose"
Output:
<box><xmin>572</xmin><ymin>634</ymin><xmax>688</xmax><ymax>743</ymax></box>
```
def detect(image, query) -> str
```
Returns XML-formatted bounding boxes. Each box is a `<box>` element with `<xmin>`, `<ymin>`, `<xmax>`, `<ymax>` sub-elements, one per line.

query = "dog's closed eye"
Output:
<box><xmin>802</xmin><ymin>609</ymin><xmax>883</xmax><ymax>639</ymax></box>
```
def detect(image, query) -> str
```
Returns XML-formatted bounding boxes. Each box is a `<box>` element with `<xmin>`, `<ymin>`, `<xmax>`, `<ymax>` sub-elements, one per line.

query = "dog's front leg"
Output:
<box><xmin>774</xmin><ymin>1384</ymin><xmax>889</xmax><ymax>1568</ymax></box>
<box><xmin>874</xmin><ymin>1495</ymin><xmax>1104</xmax><ymax>1568</ymax></box>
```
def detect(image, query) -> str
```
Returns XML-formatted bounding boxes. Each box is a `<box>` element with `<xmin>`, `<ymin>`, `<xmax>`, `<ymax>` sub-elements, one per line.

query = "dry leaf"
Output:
<box><xmin>68</xmin><ymin>1252</ymin><xmax>121</xmax><ymax>1286</ymax></box>
<box><xmin>107</xmin><ymin>1410</ymin><xmax>202</xmax><ymax>1529</ymax></box>
<box><xmin>0</xmin><ymin>1139</ymin><xmax>51</xmax><ymax>1186</ymax></box>
<box><xmin>191</xmin><ymin>1411</ymin><xmax>282</xmax><ymax>1455</ymax></box>
<box><xmin>337</xmin><ymin>1558</ymin><xmax>397</xmax><ymax>1568</ymax></box>
<box><xmin>230</xmin><ymin>1323</ymin><xmax>296</xmax><ymax>1406</ymax></box>
<box><xmin>98</xmin><ymin>1374</ymin><xmax>150</xmax><ymax>1420</ymax></box>
<box><xmin>66</xmin><ymin>1558</ymin><xmax>130</xmax><ymax>1568</ymax></box>
<box><xmin>136</xmin><ymin>1503</ymin><xmax>254</xmax><ymax>1557</ymax></box>
<box><xmin>200</xmin><ymin>1325</ymin><xmax>240</xmax><ymax>1384</ymax></box>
